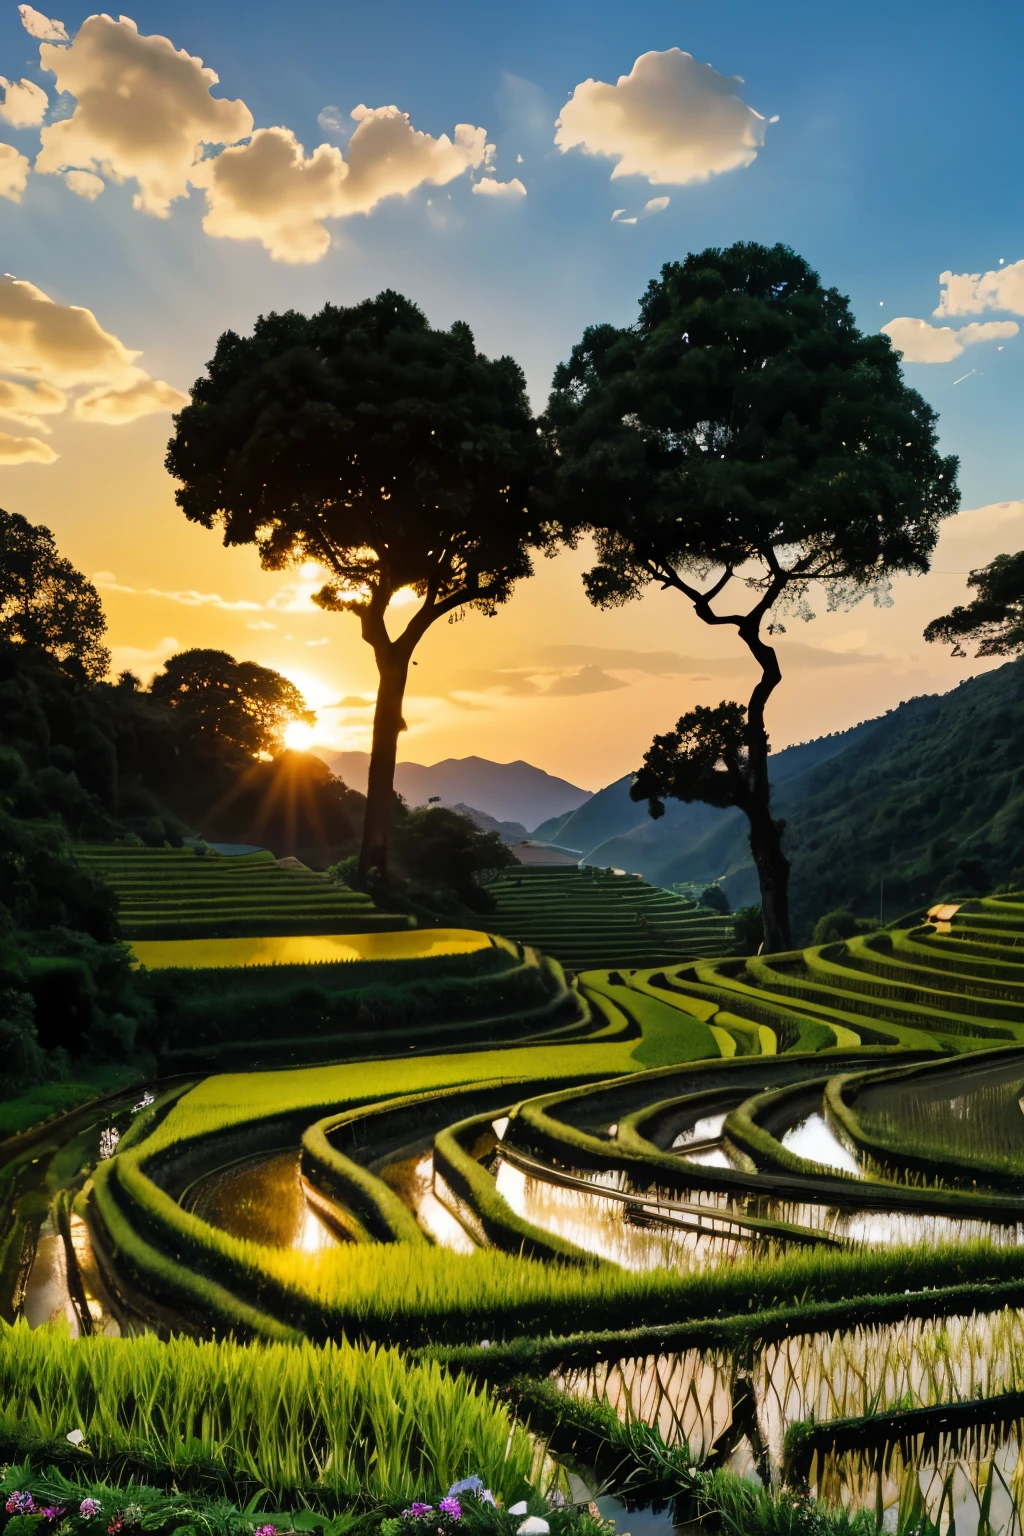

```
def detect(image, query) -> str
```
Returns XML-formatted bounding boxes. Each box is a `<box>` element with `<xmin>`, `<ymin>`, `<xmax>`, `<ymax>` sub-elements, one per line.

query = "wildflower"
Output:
<box><xmin>479</xmin><ymin>1493</ymin><xmax>496</xmax><ymax>1509</ymax></box>
<box><xmin>253</xmin><ymin>1525</ymin><xmax>276</xmax><ymax>1536</ymax></box>
<box><xmin>79</xmin><ymin>1499</ymin><xmax>103</xmax><ymax>1519</ymax></box>
<box><xmin>66</xmin><ymin>1430</ymin><xmax>86</xmax><ymax>1447</ymax></box>
<box><xmin>517</xmin><ymin>1520</ymin><xmax>550</xmax><ymax>1536</ymax></box>
<box><xmin>401</xmin><ymin>1505</ymin><xmax>434</xmax><ymax>1519</ymax></box>
<box><xmin>438</xmin><ymin>1499</ymin><xmax>461</xmax><ymax>1520</ymax></box>
<box><xmin>42</xmin><ymin>1508</ymin><xmax>68</xmax><ymax>1521</ymax></box>
<box><xmin>108</xmin><ymin>1517</ymin><xmax>123</xmax><ymax>1534</ymax></box>
<box><xmin>122</xmin><ymin>1507</ymin><xmax>143</xmax><ymax>1527</ymax></box>
<box><xmin>6</xmin><ymin>1493</ymin><xmax>34</xmax><ymax>1515</ymax></box>
<box><xmin>509</xmin><ymin>1504</ymin><xmax>528</xmax><ymax>1517</ymax></box>
<box><xmin>546</xmin><ymin>1492</ymin><xmax>568</xmax><ymax>1510</ymax></box>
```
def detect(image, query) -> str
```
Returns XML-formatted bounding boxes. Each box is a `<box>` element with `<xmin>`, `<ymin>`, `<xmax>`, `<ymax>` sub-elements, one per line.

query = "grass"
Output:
<box><xmin>0</xmin><ymin>1320</ymin><xmax>532</xmax><ymax>1506</ymax></box>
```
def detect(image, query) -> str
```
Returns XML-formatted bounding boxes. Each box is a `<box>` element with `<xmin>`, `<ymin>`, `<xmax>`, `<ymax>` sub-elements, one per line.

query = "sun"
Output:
<box><xmin>283</xmin><ymin>720</ymin><xmax>316</xmax><ymax>752</ymax></box>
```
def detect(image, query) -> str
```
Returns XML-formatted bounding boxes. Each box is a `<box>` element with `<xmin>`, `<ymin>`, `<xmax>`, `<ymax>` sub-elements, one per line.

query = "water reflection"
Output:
<box><xmin>780</xmin><ymin>1112</ymin><xmax>863</xmax><ymax>1176</ymax></box>
<box><xmin>494</xmin><ymin>1158</ymin><xmax>759</xmax><ymax>1271</ymax></box>
<box><xmin>188</xmin><ymin>1152</ymin><xmax>338</xmax><ymax>1251</ymax></box>
<box><xmin>381</xmin><ymin>1151</ymin><xmax>479</xmax><ymax>1252</ymax></box>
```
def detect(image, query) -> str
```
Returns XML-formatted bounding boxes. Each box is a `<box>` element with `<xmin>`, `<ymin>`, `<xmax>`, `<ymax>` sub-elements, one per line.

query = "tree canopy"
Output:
<box><xmin>150</xmin><ymin>648</ymin><xmax>313</xmax><ymax>757</ymax></box>
<box><xmin>924</xmin><ymin>550</ymin><xmax>1024</xmax><ymax>658</ymax></box>
<box><xmin>547</xmin><ymin>242</ymin><xmax>960</xmax><ymax>950</ymax></box>
<box><xmin>0</xmin><ymin>508</ymin><xmax>110</xmax><ymax>681</ymax></box>
<box><xmin>166</xmin><ymin>290</ymin><xmax>554</xmax><ymax>875</ymax></box>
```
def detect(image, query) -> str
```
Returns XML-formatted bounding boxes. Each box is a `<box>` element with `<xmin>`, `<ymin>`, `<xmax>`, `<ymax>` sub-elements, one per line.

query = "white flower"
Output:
<box><xmin>517</xmin><ymin>1520</ymin><xmax>550</xmax><ymax>1535</ymax></box>
<box><xmin>66</xmin><ymin>1430</ymin><xmax>85</xmax><ymax>1446</ymax></box>
<box><xmin>508</xmin><ymin>1504</ymin><xmax>528</xmax><ymax>1517</ymax></box>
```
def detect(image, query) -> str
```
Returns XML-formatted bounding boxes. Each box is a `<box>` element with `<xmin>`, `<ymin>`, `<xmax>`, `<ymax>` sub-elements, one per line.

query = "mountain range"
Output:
<box><xmin>317</xmin><ymin>751</ymin><xmax>591</xmax><ymax>830</ymax></box>
<box><xmin>321</xmin><ymin>661</ymin><xmax>1024</xmax><ymax>941</ymax></box>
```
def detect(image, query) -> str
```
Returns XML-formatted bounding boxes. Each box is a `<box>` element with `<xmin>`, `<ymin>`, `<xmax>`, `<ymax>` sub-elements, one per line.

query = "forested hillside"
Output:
<box><xmin>561</xmin><ymin>662</ymin><xmax>1024</xmax><ymax>941</ymax></box>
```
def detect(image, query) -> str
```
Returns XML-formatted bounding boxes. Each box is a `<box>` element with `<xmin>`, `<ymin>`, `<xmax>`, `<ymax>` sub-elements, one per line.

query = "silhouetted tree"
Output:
<box><xmin>547</xmin><ymin>242</ymin><xmax>959</xmax><ymax>951</ymax></box>
<box><xmin>924</xmin><ymin>550</ymin><xmax>1024</xmax><ymax>657</ymax></box>
<box><xmin>150</xmin><ymin>648</ymin><xmax>313</xmax><ymax>757</ymax></box>
<box><xmin>0</xmin><ymin>508</ymin><xmax>109</xmax><ymax>680</ymax></box>
<box><xmin>166</xmin><ymin>291</ymin><xmax>553</xmax><ymax>878</ymax></box>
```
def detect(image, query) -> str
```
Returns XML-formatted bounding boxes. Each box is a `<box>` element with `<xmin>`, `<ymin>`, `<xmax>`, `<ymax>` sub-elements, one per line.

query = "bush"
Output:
<box><xmin>699</xmin><ymin>885</ymin><xmax>730</xmax><ymax>915</ymax></box>
<box><xmin>811</xmin><ymin>908</ymin><xmax>875</xmax><ymax>944</ymax></box>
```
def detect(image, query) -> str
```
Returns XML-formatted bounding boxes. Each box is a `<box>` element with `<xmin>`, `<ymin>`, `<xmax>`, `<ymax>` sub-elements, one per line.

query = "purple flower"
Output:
<box><xmin>42</xmin><ymin>1508</ymin><xmax>68</xmax><ymax>1521</ymax></box>
<box><xmin>6</xmin><ymin>1493</ymin><xmax>35</xmax><ymax>1515</ymax></box>
<box><xmin>438</xmin><ymin>1499</ymin><xmax>461</xmax><ymax>1520</ymax></box>
<box><xmin>253</xmin><ymin>1525</ymin><xmax>276</xmax><ymax>1536</ymax></box>
<box><xmin>402</xmin><ymin>1505</ymin><xmax>434</xmax><ymax>1519</ymax></box>
<box><xmin>79</xmin><ymin>1498</ymin><xmax>103</xmax><ymax>1519</ymax></box>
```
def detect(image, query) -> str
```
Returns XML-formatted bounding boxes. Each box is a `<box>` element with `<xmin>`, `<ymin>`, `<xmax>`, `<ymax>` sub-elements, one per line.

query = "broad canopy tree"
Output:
<box><xmin>150</xmin><ymin>648</ymin><xmax>314</xmax><ymax>757</ymax></box>
<box><xmin>0</xmin><ymin>508</ymin><xmax>110</xmax><ymax>681</ymax></box>
<box><xmin>547</xmin><ymin>243</ymin><xmax>959</xmax><ymax>952</ymax></box>
<box><xmin>924</xmin><ymin>550</ymin><xmax>1024</xmax><ymax>658</ymax></box>
<box><xmin>167</xmin><ymin>291</ymin><xmax>553</xmax><ymax>878</ymax></box>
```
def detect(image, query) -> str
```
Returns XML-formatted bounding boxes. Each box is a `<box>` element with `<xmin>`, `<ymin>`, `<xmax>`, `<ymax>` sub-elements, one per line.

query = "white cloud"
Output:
<box><xmin>17</xmin><ymin>13</ymin><xmax>496</xmax><ymax>262</ymax></box>
<box><xmin>199</xmin><ymin>108</ymin><xmax>492</xmax><ymax>262</ymax></box>
<box><xmin>73</xmin><ymin>375</ymin><xmax>188</xmax><ymax>423</ymax></box>
<box><xmin>0</xmin><ymin>142</ymin><xmax>31</xmax><ymax>201</ymax></box>
<box><xmin>0</xmin><ymin>428</ymin><xmax>56</xmax><ymax>463</ymax></box>
<box><xmin>93</xmin><ymin>573</ymin><xmax>263</xmax><ymax>610</ymax></box>
<box><xmin>18</xmin><ymin>5</ymin><xmax>67</xmax><ymax>42</ymax></box>
<box><xmin>197</xmin><ymin>128</ymin><xmax>349</xmax><ymax>263</ymax></box>
<box><xmin>35</xmin><ymin>13</ymin><xmax>253</xmax><ymax>215</ymax></box>
<box><xmin>64</xmin><ymin>167</ymin><xmax>103</xmax><ymax>199</ymax></box>
<box><xmin>882</xmin><ymin>315</ymin><xmax>1019</xmax><ymax>363</ymax></box>
<box><xmin>0</xmin><ymin>276</ymin><xmax>187</xmax><ymax>452</ymax></box>
<box><xmin>472</xmin><ymin>175</ymin><xmax>526</xmax><ymax>197</ymax></box>
<box><xmin>0</xmin><ymin>77</ymin><xmax>48</xmax><ymax>128</ymax></box>
<box><xmin>934</xmin><ymin>260</ymin><xmax>1024</xmax><ymax>318</ymax></box>
<box><xmin>0</xmin><ymin>274</ymin><xmax>140</xmax><ymax>385</ymax></box>
<box><xmin>317</xmin><ymin>104</ymin><xmax>346</xmax><ymax>137</ymax></box>
<box><xmin>0</xmin><ymin>376</ymin><xmax>65</xmax><ymax>430</ymax></box>
<box><xmin>642</xmin><ymin>194</ymin><xmax>669</xmax><ymax>216</ymax></box>
<box><xmin>555</xmin><ymin>48</ymin><xmax>768</xmax><ymax>186</ymax></box>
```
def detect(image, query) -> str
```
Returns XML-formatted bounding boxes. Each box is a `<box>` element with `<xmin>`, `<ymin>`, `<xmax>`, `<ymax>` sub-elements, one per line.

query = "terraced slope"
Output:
<box><xmin>76</xmin><ymin>843</ymin><xmax>412</xmax><ymax>939</ymax></box>
<box><xmin>479</xmin><ymin>866</ymin><xmax>736</xmax><ymax>971</ymax></box>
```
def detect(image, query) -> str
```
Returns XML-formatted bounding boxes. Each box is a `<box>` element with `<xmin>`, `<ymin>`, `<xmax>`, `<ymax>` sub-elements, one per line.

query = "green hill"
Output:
<box><xmin>476</xmin><ymin>865</ymin><xmax>735</xmax><ymax>972</ymax></box>
<box><xmin>565</xmin><ymin>660</ymin><xmax>1024</xmax><ymax>941</ymax></box>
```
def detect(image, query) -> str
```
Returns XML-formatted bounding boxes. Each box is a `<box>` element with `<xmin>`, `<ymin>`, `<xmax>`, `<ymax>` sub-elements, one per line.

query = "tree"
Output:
<box><xmin>0</xmin><ymin>508</ymin><xmax>110</xmax><ymax>680</ymax></box>
<box><xmin>166</xmin><ymin>291</ymin><xmax>553</xmax><ymax>878</ymax></box>
<box><xmin>394</xmin><ymin>804</ymin><xmax>516</xmax><ymax>910</ymax></box>
<box><xmin>546</xmin><ymin>242</ymin><xmax>959</xmax><ymax>951</ymax></box>
<box><xmin>924</xmin><ymin>550</ymin><xmax>1024</xmax><ymax>657</ymax></box>
<box><xmin>150</xmin><ymin>648</ymin><xmax>313</xmax><ymax>757</ymax></box>
<box><xmin>698</xmin><ymin>882</ymin><xmax>730</xmax><ymax>915</ymax></box>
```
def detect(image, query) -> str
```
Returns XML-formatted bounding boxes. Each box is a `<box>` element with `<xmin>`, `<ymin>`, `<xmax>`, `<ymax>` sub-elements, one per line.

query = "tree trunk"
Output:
<box><xmin>747</xmin><ymin>794</ymin><xmax>791</xmax><ymax>953</ymax></box>
<box><xmin>741</xmin><ymin>620</ymin><xmax>791</xmax><ymax>953</ymax></box>
<box><xmin>358</xmin><ymin>646</ymin><xmax>410</xmax><ymax>880</ymax></box>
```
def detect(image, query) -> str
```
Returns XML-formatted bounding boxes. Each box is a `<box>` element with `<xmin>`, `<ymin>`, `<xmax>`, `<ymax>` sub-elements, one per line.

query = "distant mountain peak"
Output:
<box><xmin>316</xmin><ymin>751</ymin><xmax>591</xmax><ymax>832</ymax></box>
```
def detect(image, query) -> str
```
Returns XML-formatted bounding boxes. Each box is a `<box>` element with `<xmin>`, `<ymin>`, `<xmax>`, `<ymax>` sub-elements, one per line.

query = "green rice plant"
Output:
<box><xmin>0</xmin><ymin>1320</ymin><xmax>532</xmax><ymax>1506</ymax></box>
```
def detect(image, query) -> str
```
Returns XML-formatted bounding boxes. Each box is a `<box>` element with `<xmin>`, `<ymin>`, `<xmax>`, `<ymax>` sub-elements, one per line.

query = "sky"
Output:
<box><xmin>1</xmin><ymin>0</ymin><xmax>1023</xmax><ymax>790</ymax></box>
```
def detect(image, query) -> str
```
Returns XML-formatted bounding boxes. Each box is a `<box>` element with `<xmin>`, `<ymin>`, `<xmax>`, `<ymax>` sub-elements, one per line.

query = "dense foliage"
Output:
<box><xmin>150</xmin><ymin>649</ymin><xmax>315</xmax><ymax>757</ymax></box>
<box><xmin>924</xmin><ymin>547</ymin><xmax>1024</xmax><ymax>657</ymax></box>
<box><xmin>547</xmin><ymin>241</ymin><xmax>960</xmax><ymax>949</ymax></box>
<box><xmin>0</xmin><ymin>510</ymin><xmax>109</xmax><ymax>683</ymax></box>
<box><xmin>167</xmin><ymin>290</ymin><xmax>556</xmax><ymax>877</ymax></box>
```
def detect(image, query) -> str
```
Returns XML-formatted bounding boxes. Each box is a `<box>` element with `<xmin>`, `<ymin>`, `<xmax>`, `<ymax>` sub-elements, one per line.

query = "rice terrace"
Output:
<box><xmin>5</xmin><ymin>9</ymin><xmax>1024</xmax><ymax>1536</ymax></box>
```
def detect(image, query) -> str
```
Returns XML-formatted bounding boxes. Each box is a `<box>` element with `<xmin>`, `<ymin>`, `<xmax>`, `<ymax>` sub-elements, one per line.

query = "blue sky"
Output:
<box><xmin>0</xmin><ymin>0</ymin><xmax>1022</xmax><ymax>782</ymax></box>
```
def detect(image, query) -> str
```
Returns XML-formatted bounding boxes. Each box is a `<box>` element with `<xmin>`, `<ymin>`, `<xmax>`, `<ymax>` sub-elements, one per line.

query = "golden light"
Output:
<box><xmin>283</xmin><ymin>720</ymin><xmax>316</xmax><ymax>752</ymax></box>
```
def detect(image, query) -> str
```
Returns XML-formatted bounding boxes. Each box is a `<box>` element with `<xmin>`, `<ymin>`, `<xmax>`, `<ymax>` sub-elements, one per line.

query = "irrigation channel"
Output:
<box><xmin>10</xmin><ymin>1042</ymin><xmax>1024</xmax><ymax>1530</ymax></box>
<box><xmin>1</xmin><ymin>1085</ymin><xmax>161</xmax><ymax>1335</ymax></box>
